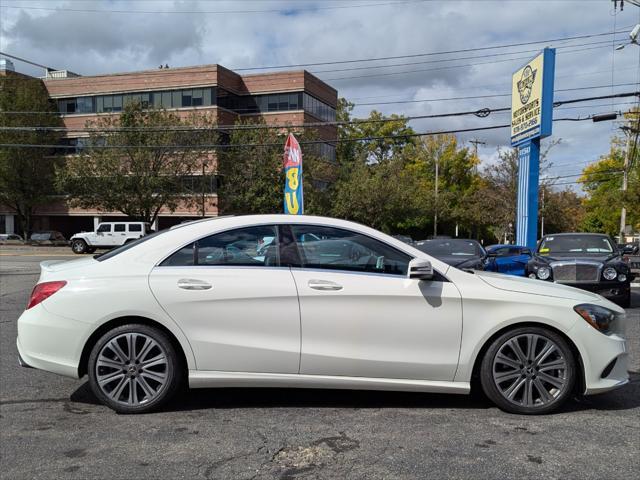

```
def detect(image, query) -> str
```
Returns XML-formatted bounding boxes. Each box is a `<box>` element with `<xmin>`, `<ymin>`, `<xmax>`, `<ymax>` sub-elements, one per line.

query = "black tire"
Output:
<box><xmin>480</xmin><ymin>326</ymin><xmax>576</xmax><ymax>415</ymax></box>
<box><xmin>71</xmin><ymin>239</ymin><xmax>88</xmax><ymax>254</ymax></box>
<box><xmin>87</xmin><ymin>324</ymin><xmax>182</xmax><ymax>414</ymax></box>
<box><xmin>618</xmin><ymin>290</ymin><xmax>631</xmax><ymax>309</ymax></box>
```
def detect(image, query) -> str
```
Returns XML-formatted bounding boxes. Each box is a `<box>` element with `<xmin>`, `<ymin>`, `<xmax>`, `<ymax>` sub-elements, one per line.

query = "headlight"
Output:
<box><xmin>618</xmin><ymin>273</ymin><xmax>627</xmax><ymax>282</ymax></box>
<box><xmin>574</xmin><ymin>304</ymin><xmax>623</xmax><ymax>335</ymax></box>
<box><xmin>537</xmin><ymin>266</ymin><xmax>551</xmax><ymax>280</ymax></box>
<box><xmin>603</xmin><ymin>267</ymin><xmax>617</xmax><ymax>281</ymax></box>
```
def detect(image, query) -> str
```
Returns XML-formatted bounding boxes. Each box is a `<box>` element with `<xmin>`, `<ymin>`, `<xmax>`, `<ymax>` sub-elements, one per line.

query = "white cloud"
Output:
<box><xmin>1</xmin><ymin>0</ymin><xmax>638</xmax><ymax>189</ymax></box>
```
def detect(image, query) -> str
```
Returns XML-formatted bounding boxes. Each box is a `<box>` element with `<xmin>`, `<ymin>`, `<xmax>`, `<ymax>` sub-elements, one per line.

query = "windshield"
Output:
<box><xmin>416</xmin><ymin>239</ymin><xmax>483</xmax><ymax>256</ymax></box>
<box><xmin>538</xmin><ymin>235</ymin><xmax>614</xmax><ymax>254</ymax></box>
<box><xmin>30</xmin><ymin>233</ymin><xmax>51</xmax><ymax>240</ymax></box>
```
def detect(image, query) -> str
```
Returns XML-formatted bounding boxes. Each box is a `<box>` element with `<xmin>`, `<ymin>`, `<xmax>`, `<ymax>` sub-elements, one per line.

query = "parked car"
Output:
<box><xmin>620</xmin><ymin>242</ymin><xmax>640</xmax><ymax>277</ymax></box>
<box><xmin>70</xmin><ymin>222</ymin><xmax>152</xmax><ymax>254</ymax></box>
<box><xmin>392</xmin><ymin>234</ymin><xmax>414</xmax><ymax>245</ymax></box>
<box><xmin>0</xmin><ymin>233</ymin><xmax>25</xmax><ymax>245</ymax></box>
<box><xmin>526</xmin><ymin>233</ymin><xmax>633</xmax><ymax>308</ymax></box>
<box><xmin>29</xmin><ymin>231</ymin><xmax>68</xmax><ymax>246</ymax></box>
<box><xmin>485</xmin><ymin>244</ymin><xmax>532</xmax><ymax>277</ymax></box>
<box><xmin>414</xmin><ymin>238</ymin><xmax>491</xmax><ymax>271</ymax></box>
<box><xmin>17</xmin><ymin>215</ymin><xmax>628</xmax><ymax>415</ymax></box>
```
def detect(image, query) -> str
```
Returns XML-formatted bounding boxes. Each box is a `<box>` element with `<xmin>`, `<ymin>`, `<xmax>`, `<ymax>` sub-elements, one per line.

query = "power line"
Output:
<box><xmin>324</xmin><ymin>43</ymin><xmax>624</xmax><ymax>82</ymax></box>
<box><xmin>1</xmin><ymin>92</ymin><xmax>637</xmax><ymax>132</ymax></box>
<box><xmin>0</xmin><ymin>116</ymin><xmax>609</xmax><ymax>150</ymax></box>
<box><xmin>0</xmin><ymin>0</ymin><xmax>429</xmax><ymax>16</ymax></box>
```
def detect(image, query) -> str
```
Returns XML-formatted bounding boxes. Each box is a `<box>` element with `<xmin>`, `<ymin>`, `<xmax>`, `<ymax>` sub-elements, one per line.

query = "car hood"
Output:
<box><xmin>474</xmin><ymin>270</ymin><xmax>601</xmax><ymax>301</ymax></box>
<box><xmin>535</xmin><ymin>253</ymin><xmax>618</xmax><ymax>263</ymax></box>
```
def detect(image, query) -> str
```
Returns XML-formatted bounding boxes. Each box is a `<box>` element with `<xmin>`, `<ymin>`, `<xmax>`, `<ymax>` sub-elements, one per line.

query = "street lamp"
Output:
<box><xmin>615</xmin><ymin>23</ymin><xmax>640</xmax><ymax>50</ymax></box>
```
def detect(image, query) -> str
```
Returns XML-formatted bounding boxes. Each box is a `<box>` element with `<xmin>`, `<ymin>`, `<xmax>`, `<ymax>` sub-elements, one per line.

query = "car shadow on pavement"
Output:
<box><xmin>68</xmin><ymin>372</ymin><xmax>640</xmax><ymax>414</ymax></box>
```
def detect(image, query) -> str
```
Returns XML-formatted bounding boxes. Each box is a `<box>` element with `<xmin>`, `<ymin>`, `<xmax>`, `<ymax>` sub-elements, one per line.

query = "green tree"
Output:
<box><xmin>218</xmin><ymin>118</ymin><xmax>332</xmax><ymax>215</ymax></box>
<box><xmin>580</xmin><ymin>110</ymin><xmax>639</xmax><ymax>236</ymax></box>
<box><xmin>0</xmin><ymin>74</ymin><xmax>62</xmax><ymax>237</ymax></box>
<box><xmin>56</xmin><ymin>102</ymin><xmax>216</xmax><ymax>224</ymax></box>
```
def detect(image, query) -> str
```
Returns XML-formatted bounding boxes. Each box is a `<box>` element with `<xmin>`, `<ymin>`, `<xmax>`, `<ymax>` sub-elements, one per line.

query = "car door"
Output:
<box><xmin>113</xmin><ymin>223</ymin><xmax>127</xmax><ymax>245</ymax></box>
<box><xmin>94</xmin><ymin>223</ymin><xmax>113</xmax><ymax>246</ymax></box>
<box><xmin>514</xmin><ymin>247</ymin><xmax>532</xmax><ymax>276</ymax></box>
<box><xmin>287</xmin><ymin>224</ymin><xmax>463</xmax><ymax>382</ymax></box>
<box><xmin>148</xmin><ymin>224</ymin><xmax>301</xmax><ymax>373</ymax></box>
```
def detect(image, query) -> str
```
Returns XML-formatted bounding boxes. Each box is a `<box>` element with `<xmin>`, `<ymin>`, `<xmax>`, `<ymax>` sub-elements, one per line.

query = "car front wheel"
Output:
<box><xmin>480</xmin><ymin>326</ymin><xmax>576</xmax><ymax>414</ymax></box>
<box><xmin>88</xmin><ymin>324</ymin><xmax>182</xmax><ymax>414</ymax></box>
<box><xmin>71</xmin><ymin>239</ymin><xmax>88</xmax><ymax>254</ymax></box>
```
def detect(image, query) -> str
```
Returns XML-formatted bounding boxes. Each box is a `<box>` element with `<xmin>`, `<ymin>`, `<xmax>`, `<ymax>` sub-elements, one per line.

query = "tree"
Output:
<box><xmin>0</xmin><ymin>74</ymin><xmax>62</xmax><ymax>237</ymax></box>
<box><xmin>56</xmin><ymin>102</ymin><xmax>217</xmax><ymax>224</ymax></box>
<box><xmin>217</xmin><ymin>118</ymin><xmax>332</xmax><ymax>216</ymax></box>
<box><xmin>579</xmin><ymin>109</ymin><xmax>640</xmax><ymax>236</ymax></box>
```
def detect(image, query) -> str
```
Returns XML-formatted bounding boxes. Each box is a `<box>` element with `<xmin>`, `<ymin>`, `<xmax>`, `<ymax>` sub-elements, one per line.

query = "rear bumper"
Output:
<box><xmin>16</xmin><ymin>304</ymin><xmax>88</xmax><ymax>379</ymax></box>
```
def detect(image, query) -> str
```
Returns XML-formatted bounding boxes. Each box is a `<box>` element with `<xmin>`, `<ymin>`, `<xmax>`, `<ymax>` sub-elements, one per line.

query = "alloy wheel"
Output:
<box><xmin>492</xmin><ymin>333</ymin><xmax>568</xmax><ymax>408</ymax></box>
<box><xmin>95</xmin><ymin>333</ymin><xmax>169</xmax><ymax>407</ymax></box>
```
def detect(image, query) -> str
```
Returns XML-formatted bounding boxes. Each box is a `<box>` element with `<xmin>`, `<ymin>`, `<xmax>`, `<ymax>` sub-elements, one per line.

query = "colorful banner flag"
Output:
<box><xmin>283</xmin><ymin>133</ymin><xmax>303</xmax><ymax>215</ymax></box>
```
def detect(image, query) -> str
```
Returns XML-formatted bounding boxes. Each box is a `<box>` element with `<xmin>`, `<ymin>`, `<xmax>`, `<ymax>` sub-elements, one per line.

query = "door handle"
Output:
<box><xmin>308</xmin><ymin>279</ymin><xmax>343</xmax><ymax>291</ymax></box>
<box><xmin>177</xmin><ymin>278</ymin><xmax>212</xmax><ymax>290</ymax></box>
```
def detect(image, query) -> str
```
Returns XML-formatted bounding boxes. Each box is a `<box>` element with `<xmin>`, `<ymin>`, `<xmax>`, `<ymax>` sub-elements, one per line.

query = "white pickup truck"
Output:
<box><xmin>70</xmin><ymin>222</ymin><xmax>152</xmax><ymax>254</ymax></box>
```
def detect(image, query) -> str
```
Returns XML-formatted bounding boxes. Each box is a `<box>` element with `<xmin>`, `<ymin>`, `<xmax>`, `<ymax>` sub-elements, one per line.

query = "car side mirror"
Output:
<box><xmin>409</xmin><ymin>258</ymin><xmax>434</xmax><ymax>280</ymax></box>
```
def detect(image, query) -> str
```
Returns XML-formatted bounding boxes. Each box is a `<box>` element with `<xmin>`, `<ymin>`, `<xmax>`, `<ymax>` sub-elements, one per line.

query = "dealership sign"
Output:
<box><xmin>511</xmin><ymin>48</ymin><xmax>555</xmax><ymax>146</ymax></box>
<box><xmin>283</xmin><ymin>133</ymin><xmax>303</xmax><ymax>215</ymax></box>
<box><xmin>512</xmin><ymin>48</ymin><xmax>555</xmax><ymax>248</ymax></box>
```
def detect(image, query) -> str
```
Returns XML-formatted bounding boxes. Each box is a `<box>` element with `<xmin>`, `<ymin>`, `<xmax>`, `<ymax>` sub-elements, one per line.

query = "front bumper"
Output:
<box><xmin>568</xmin><ymin>316</ymin><xmax>629</xmax><ymax>395</ymax></box>
<box><xmin>553</xmin><ymin>281</ymin><xmax>630</xmax><ymax>302</ymax></box>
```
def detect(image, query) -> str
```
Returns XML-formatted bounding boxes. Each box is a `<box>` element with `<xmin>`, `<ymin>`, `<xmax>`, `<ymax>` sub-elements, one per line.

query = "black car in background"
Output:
<box><xmin>415</xmin><ymin>238</ymin><xmax>491</xmax><ymax>271</ymax></box>
<box><xmin>526</xmin><ymin>233</ymin><xmax>633</xmax><ymax>308</ymax></box>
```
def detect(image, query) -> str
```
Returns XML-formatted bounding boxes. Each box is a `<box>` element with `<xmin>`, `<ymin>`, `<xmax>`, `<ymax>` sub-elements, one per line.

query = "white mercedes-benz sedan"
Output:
<box><xmin>17</xmin><ymin>215</ymin><xmax>628</xmax><ymax>414</ymax></box>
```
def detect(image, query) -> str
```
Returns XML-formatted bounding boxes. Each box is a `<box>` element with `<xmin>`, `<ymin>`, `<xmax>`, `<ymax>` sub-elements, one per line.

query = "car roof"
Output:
<box><xmin>542</xmin><ymin>232</ymin><xmax>609</xmax><ymax>237</ymax></box>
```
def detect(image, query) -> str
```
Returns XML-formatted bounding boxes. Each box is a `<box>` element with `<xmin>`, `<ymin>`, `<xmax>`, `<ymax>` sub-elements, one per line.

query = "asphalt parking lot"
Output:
<box><xmin>1</xmin><ymin>249</ymin><xmax>639</xmax><ymax>480</ymax></box>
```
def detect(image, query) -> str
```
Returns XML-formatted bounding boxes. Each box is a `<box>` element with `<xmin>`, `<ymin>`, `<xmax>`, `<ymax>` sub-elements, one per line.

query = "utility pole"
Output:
<box><xmin>469</xmin><ymin>139</ymin><xmax>486</xmax><ymax>174</ymax></box>
<box><xmin>433</xmin><ymin>156</ymin><xmax>439</xmax><ymax>237</ymax></box>
<box><xmin>619</xmin><ymin>127</ymin><xmax>633</xmax><ymax>242</ymax></box>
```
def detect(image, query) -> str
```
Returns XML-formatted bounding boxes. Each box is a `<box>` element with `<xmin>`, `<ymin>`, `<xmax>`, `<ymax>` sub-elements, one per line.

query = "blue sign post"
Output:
<box><xmin>511</xmin><ymin>48</ymin><xmax>555</xmax><ymax>248</ymax></box>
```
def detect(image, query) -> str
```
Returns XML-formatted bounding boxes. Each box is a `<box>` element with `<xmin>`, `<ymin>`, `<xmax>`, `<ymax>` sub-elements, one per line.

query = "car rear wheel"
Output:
<box><xmin>71</xmin><ymin>239</ymin><xmax>88</xmax><ymax>254</ymax></box>
<box><xmin>88</xmin><ymin>324</ymin><xmax>182</xmax><ymax>414</ymax></box>
<box><xmin>480</xmin><ymin>326</ymin><xmax>576</xmax><ymax>414</ymax></box>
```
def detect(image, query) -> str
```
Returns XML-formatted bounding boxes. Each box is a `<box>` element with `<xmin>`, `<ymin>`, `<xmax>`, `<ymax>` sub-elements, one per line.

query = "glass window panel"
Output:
<box><xmin>103</xmin><ymin>95</ymin><xmax>113</xmax><ymax>112</ymax></box>
<box><xmin>291</xmin><ymin>225</ymin><xmax>410</xmax><ymax>275</ymax></box>
<box><xmin>172</xmin><ymin>90</ymin><xmax>181</xmax><ymax>107</ymax></box>
<box><xmin>160</xmin><ymin>226</ymin><xmax>278</xmax><ymax>267</ymax></box>
<box><xmin>191</xmin><ymin>89</ymin><xmax>203</xmax><ymax>107</ymax></box>
<box><xmin>162</xmin><ymin>91</ymin><xmax>172</xmax><ymax>108</ymax></box>
<box><xmin>289</xmin><ymin>92</ymin><xmax>299</xmax><ymax>109</ymax></box>
<box><xmin>153</xmin><ymin>92</ymin><xmax>162</xmax><ymax>108</ymax></box>
<box><xmin>112</xmin><ymin>95</ymin><xmax>122</xmax><ymax>111</ymax></box>
<box><xmin>96</xmin><ymin>96</ymin><xmax>104</xmax><ymax>113</ymax></box>
<box><xmin>267</xmin><ymin>94</ymin><xmax>278</xmax><ymax>112</ymax></box>
<box><xmin>203</xmin><ymin>87</ymin><xmax>212</xmax><ymax>106</ymax></box>
<box><xmin>278</xmin><ymin>93</ymin><xmax>288</xmax><ymax>110</ymax></box>
<box><xmin>182</xmin><ymin>89</ymin><xmax>192</xmax><ymax>107</ymax></box>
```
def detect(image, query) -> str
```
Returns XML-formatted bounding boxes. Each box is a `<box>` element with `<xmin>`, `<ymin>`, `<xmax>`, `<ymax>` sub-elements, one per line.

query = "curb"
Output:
<box><xmin>632</xmin><ymin>283</ymin><xmax>640</xmax><ymax>288</ymax></box>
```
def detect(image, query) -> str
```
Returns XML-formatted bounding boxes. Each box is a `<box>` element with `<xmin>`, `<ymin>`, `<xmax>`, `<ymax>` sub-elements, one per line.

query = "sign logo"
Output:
<box><xmin>517</xmin><ymin>66</ymin><xmax>537</xmax><ymax>105</ymax></box>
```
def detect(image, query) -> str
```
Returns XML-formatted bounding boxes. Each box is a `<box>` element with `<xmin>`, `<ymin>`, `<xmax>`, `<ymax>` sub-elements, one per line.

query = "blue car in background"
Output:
<box><xmin>485</xmin><ymin>244</ymin><xmax>532</xmax><ymax>277</ymax></box>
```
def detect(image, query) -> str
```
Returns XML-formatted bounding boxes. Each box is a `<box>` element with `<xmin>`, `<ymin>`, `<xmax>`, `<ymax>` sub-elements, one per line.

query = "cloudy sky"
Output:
<box><xmin>1</xmin><ymin>0</ymin><xmax>639</xmax><ymax>188</ymax></box>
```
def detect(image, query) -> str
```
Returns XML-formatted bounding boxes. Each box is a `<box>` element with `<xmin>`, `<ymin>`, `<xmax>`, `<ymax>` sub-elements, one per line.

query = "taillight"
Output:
<box><xmin>26</xmin><ymin>281</ymin><xmax>67</xmax><ymax>310</ymax></box>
